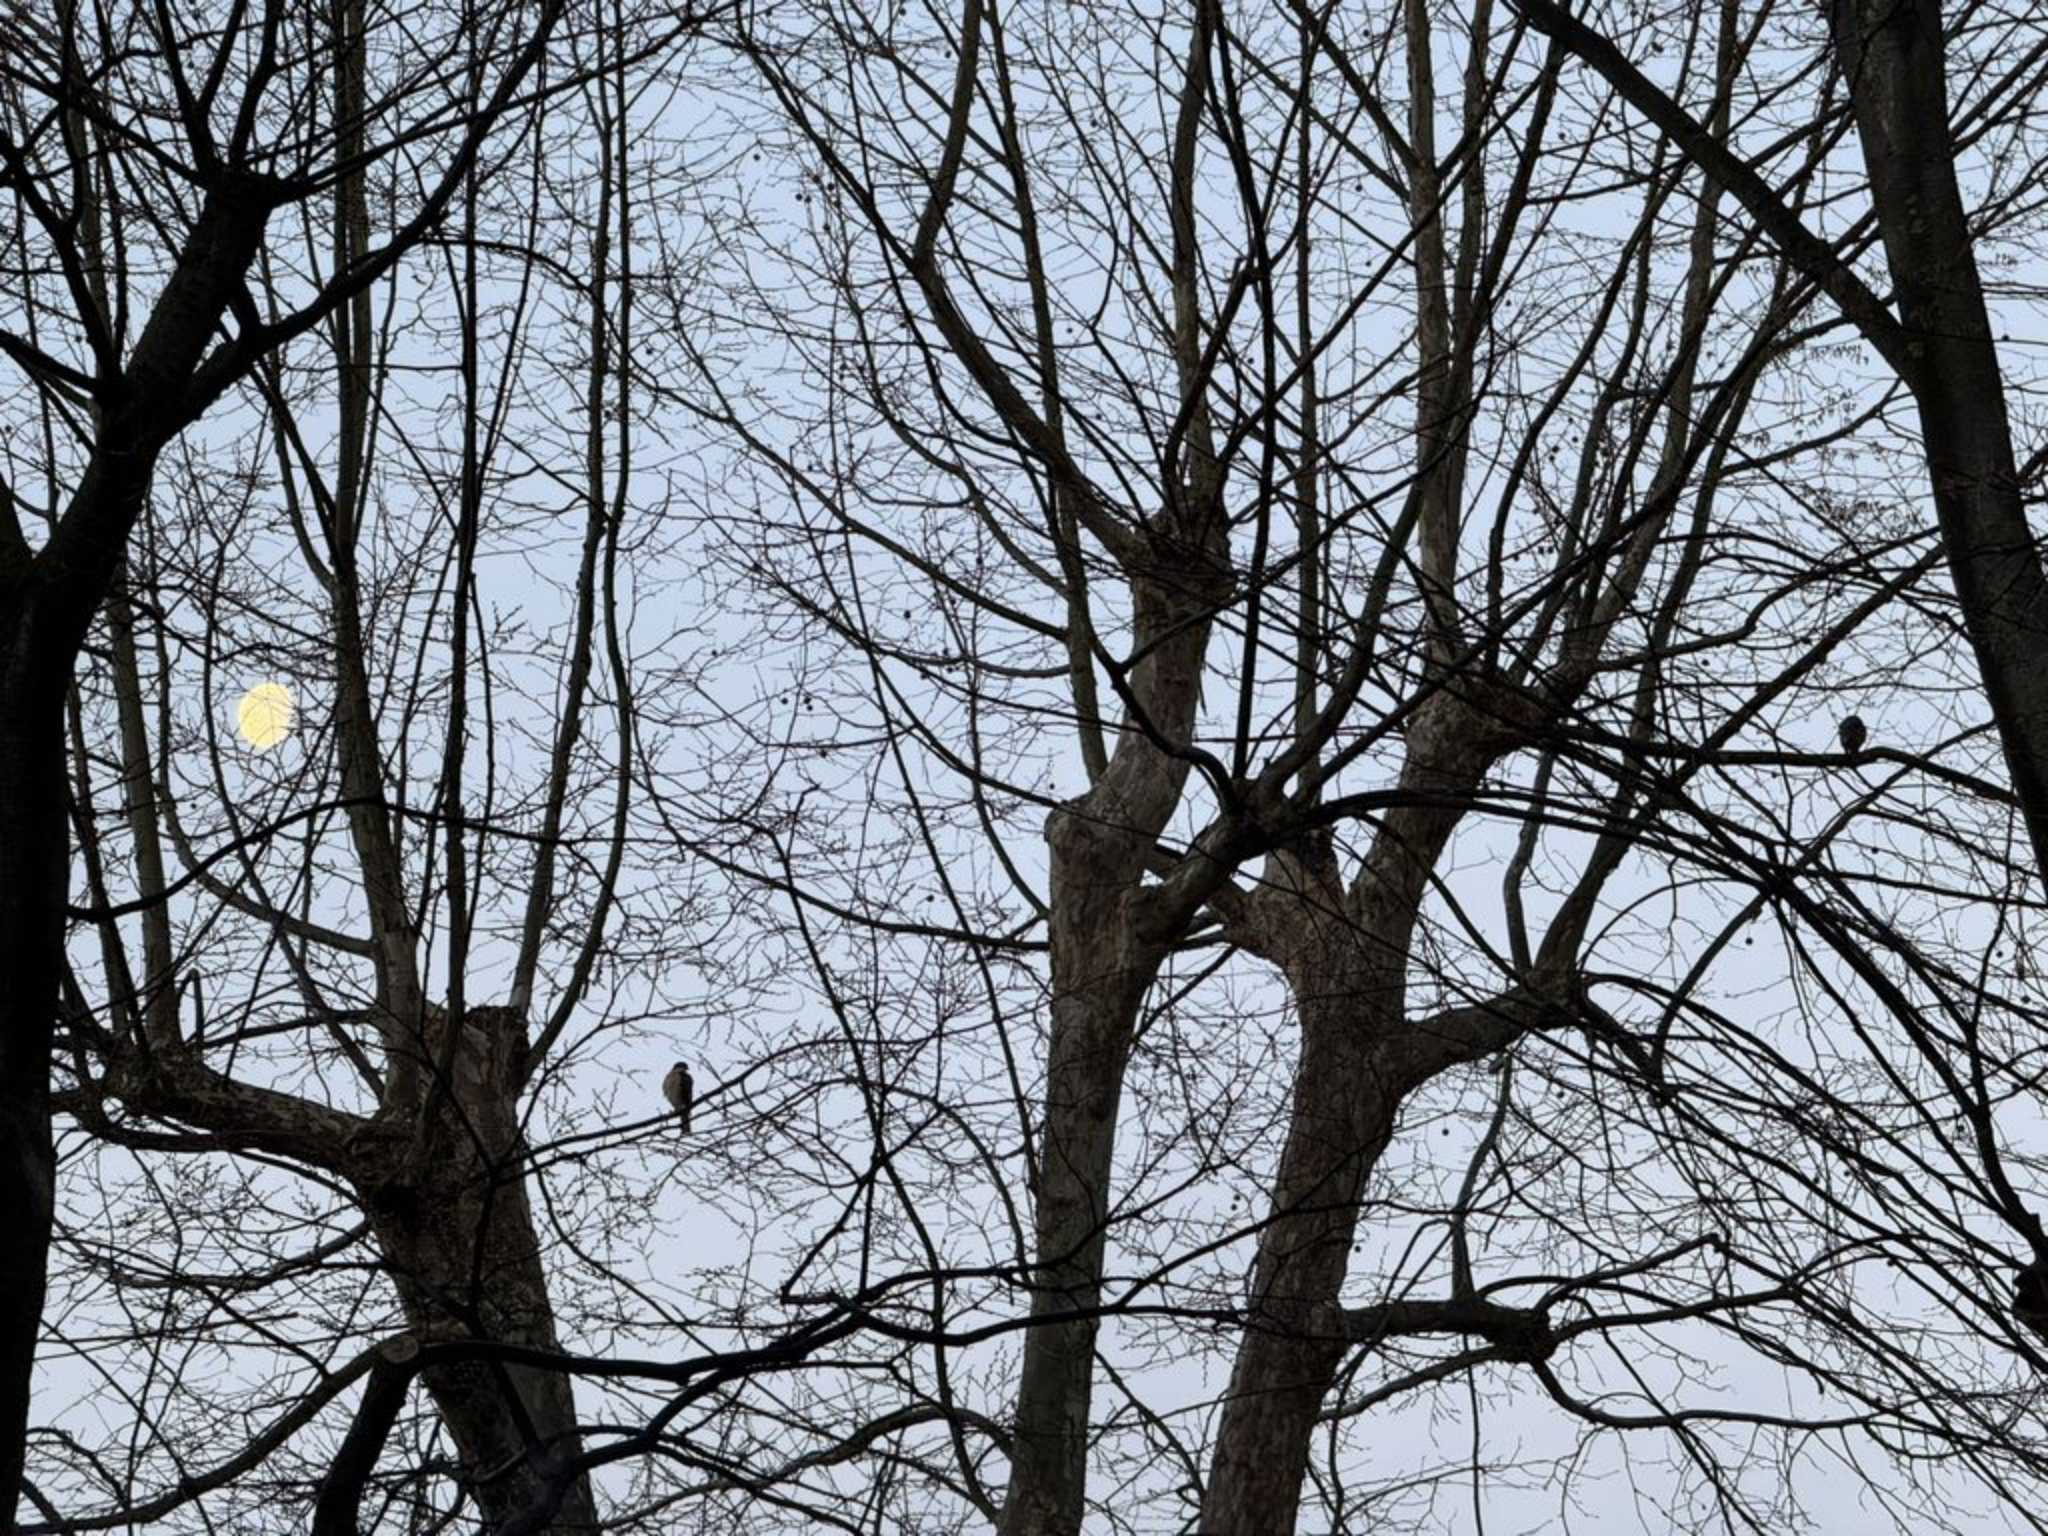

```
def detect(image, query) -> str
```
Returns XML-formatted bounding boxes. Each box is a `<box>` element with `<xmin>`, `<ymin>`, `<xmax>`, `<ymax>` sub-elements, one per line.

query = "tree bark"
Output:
<box><xmin>1196</xmin><ymin>973</ymin><xmax>1405</xmax><ymax>1534</ymax></box>
<box><xmin>1826</xmin><ymin>0</ymin><xmax>2048</xmax><ymax>884</ymax></box>
<box><xmin>998</xmin><ymin>608</ymin><xmax>1222</xmax><ymax>1533</ymax></box>
<box><xmin>994</xmin><ymin>7</ymin><xmax>1232</xmax><ymax>1512</ymax></box>
<box><xmin>1198</xmin><ymin>707</ymin><xmax>1485</xmax><ymax>1532</ymax></box>
<box><xmin>0</xmin><ymin>685</ymin><xmax>65</xmax><ymax>1517</ymax></box>
<box><xmin>998</xmin><ymin>824</ymin><xmax>1160</xmax><ymax>1536</ymax></box>
<box><xmin>358</xmin><ymin>1006</ymin><xmax>596</xmax><ymax>1533</ymax></box>
<box><xmin>86</xmin><ymin>998</ymin><xmax>599</xmax><ymax>1531</ymax></box>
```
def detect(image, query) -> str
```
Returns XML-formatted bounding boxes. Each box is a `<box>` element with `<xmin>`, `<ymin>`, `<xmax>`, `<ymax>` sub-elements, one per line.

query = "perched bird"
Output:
<box><xmin>2016</xmin><ymin>1261</ymin><xmax>2048</xmax><ymax>1343</ymax></box>
<box><xmin>1838</xmin><ymin>715</ymin><xmax>1868</xmax><ymax>756</ymax></box>
<box><xmin>662</xmin><ymin>1061</ymin><xmax>695</xmax><ymax>1134</ymax></box>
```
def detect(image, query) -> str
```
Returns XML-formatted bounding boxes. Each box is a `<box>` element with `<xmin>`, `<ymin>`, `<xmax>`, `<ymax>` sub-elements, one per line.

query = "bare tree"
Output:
<box><xmin>0</xmin><ymin>0</ymin><xmax>710</xmax><ymax>1525</ymax></box>
<box><xmin>26</xmin><ymin>0</ymin><xmax>2048</xmax><ymax>1530</ymax></box>
<box><xmin>661</xmin><ymin>0</ymin><xmax>2048</xmax><ymax>1529</ymax></box>
<box><xmin>1513</xmin><ymin>0</ymin><xmax>2048</xmax><ymax>1386</ymax></box>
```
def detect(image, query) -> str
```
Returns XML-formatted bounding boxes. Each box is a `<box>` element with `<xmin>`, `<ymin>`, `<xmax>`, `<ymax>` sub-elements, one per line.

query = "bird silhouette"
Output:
<box><xmin>662</xmin><ymin>1061</ymin><xmax>694</xmax><ymax>1134</ymax></box>
<box><xmin>1838</xmin><ymin>715</ymin><xmax>1868</xmax><ymax>756</ymax></box>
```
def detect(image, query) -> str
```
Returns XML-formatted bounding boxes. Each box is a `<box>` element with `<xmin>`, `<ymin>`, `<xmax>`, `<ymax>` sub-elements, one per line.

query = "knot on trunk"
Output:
<box><xmin>366</xmin><ymin>1177</ymin><xmax>422</xmax><ymax>1230</ymax></box>
<box><xmin>1273</xmin><ymin>824</ymin><xmax>1338</xmax><ymax>882</ymax></box>
<box><xmin>420</xmin><ymin>1002</ymin><xmax>531</xmax><ymax>1103</ymax></box>
<box><xmin>1403</xmin><ymin>666</ymin><xmax>1553</xmax><ymax>769</ymax></box>
<box><xmin>1046</xmin><ymin>793</ymin><xmax>1144</xmax><ymax>867</ymax></box>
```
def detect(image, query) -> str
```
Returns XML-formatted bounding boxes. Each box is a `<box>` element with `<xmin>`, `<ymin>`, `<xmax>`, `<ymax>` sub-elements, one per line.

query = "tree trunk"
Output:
<box><xmin>998</xmin><ymin>822</ymin><xmax>1158</xmax><ymax>1536</ymax></box>
<box><xmin>1197</xmin><ymin>977</ymin><xmax>1404</xmax><ymax>1535</ymax></box>
<box><xmin>998</xmin><ymin>556</ymin><xmax>1222</xmax><ymax>1536</ymax></box>
<box><xmin>359</xmin><ymin>1006</ymin><xmax>596</xmax><ymax>1532</ymax></box>
<box><xmin>1200</xmin><ymin>711</ymin><xmax>1489</xmax><ymax>1531</ymax></box>
<box><xmin>0</xmin><ymin>168</ymin><xmax>280</xmax><ymax>1518</ymax></box>
<box><xmin>1829</xmin><ymin>0</ymin><xmax>2048</xmax><ymax>885</ymax></box>
<box><xmin>0</xmin><ymin>678</ymin><xmax>64</xmax><ymax>1520</ymax></box>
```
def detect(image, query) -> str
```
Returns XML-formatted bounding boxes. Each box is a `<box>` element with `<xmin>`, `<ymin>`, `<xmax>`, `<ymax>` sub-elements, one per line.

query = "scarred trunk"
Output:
<box><xmin>358</xmin><ymin>1006</ymin><xmax>596</xmax><ymax>1532</ymax></box>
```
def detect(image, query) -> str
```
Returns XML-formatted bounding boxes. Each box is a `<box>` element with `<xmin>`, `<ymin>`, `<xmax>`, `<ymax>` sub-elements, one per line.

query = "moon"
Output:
<box><xmin>236</xmin><ymin>682</ymin><xmax>294</xmax><ymax>751</ymax></box>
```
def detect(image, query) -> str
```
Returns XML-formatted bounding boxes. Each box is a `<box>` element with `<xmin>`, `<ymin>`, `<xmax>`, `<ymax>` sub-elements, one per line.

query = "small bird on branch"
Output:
<box><xmin>662</xmin><ymin>1061</ymin><xmax>695</xmax><ymax>1134</ymax></box>
<box><xmin>1838</xmin><ymin>715</ymin><xmax>1868</xmax><ymax>756</ymax></box>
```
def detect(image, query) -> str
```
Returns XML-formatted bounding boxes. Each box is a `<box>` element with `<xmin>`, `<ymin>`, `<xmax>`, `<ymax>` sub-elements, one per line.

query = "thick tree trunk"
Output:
<box><xmin>997</xmin><ymin>558</ymin><xmax>1222</xmax><ymax>1536</ymax></box>
<box><xmin>997</xmin><ymin>822</ymin><xmax>1158</xmax><ymax>1536</ymax></box>
<box><xmin>1197</xmin><ymin>980</ymin><xmax>1404</xmax><ymax>1534</ymax></box>
<box><xmin>0</xmin><ymin>684</ymin><xmax>65</xmax><ymax>1522</ymax></box>
<box><xmin>1829</xmin><ymin>0</ymin><xmax>2048</xmax><ymax>886</ymax></box>
<box><xmin>360</xmin><ymin>1006</ymin><xmax>596</xmax><ymax>1532</ymax></box>
<box><xmin>1200</xmin><ymin>711</ymin><xmax>1489</xmax><ymax>1531</ymax></box>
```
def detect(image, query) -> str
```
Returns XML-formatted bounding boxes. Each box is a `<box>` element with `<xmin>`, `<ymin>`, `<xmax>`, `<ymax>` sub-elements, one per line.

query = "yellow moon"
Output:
<box><xmin>236</xmin><ymin>682</ymin><xmax>294</xmax><ymax>750</ymax></box>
